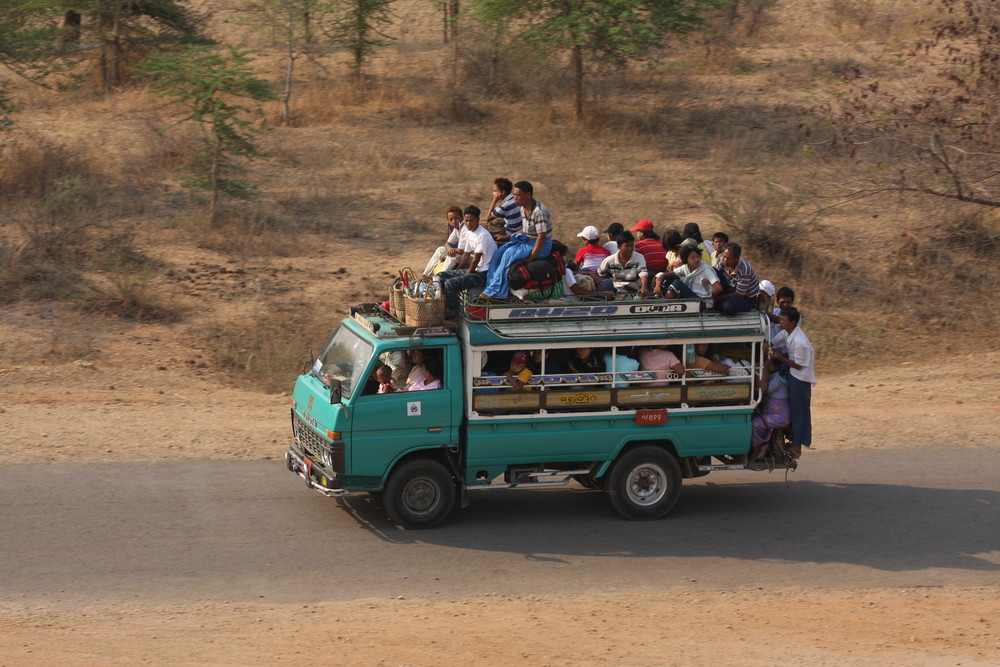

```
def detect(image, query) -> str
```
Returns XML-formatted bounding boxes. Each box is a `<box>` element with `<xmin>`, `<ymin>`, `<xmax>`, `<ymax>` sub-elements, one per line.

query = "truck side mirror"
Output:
<box><xmin>329</xmin><ymin>378</ymin><xmax>342</xmax><ymax>404</ymax></box>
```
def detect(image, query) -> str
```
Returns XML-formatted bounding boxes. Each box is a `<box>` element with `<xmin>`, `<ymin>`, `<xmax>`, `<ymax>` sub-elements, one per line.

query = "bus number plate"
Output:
<box><xmin>636</xmin><ymin>410</ymin><xmax>667</xmax><ymax>425</ymax></box>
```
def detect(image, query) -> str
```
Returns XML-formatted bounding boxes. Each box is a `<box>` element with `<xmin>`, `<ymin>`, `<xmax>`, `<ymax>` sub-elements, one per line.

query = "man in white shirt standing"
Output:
<box><xmin>438</xmin><ymin>205</ymin><xmax>498</xmax><ymax>323</ymax></box>
<box><xmin>769</xmin><ymin>306</ymin><xmax>815</xmax><ymax>459</ymax></box>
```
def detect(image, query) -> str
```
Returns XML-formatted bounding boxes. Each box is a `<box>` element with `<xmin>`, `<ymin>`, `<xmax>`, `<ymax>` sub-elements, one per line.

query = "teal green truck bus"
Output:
<box><xmin>286</xmin><ymin>298</ymin><xmax>781</xmax><ymax>528</ymax></box>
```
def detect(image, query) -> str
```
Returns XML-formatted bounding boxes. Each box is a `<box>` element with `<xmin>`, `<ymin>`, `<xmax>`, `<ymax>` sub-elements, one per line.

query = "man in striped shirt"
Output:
<box><xmin>486</xmin><ymin>177</ymin><xmax>522</xmax><ymax>243</ymax></box>
<box><xmin>714</xmin><ymin>242</ymin><xmax>759</xmax><ymax>315</ymax></box>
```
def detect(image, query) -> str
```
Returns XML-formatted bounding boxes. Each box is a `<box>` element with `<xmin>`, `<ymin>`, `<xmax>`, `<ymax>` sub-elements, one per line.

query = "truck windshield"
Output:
<box><xmin>311</xmin><ymin>326</ymin><xmax>373</xmax><ymax>399</ymax></box>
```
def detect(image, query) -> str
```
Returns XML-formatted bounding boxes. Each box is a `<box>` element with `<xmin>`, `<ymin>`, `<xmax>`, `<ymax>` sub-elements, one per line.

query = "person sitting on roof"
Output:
<box><xmin>653</xmin><ymin>245</ymin><xmax>721</xmax><ymax>299</ymax></box>
<box><xmin>662</xmin><ymin>229</ymin><xmax>684</xmax><ymax>272</ymax></box>
<box><xmin>422</xmin><ymin>206</ymin><xmax>465</xmax><ymax>277</ymax></box>
<box><xmin>632</xmin><ymin>219</ymin><xmax>667</xmax><ymax>274</ymax></box>
<box><xmin>486</xmin><ymin>177</ymin><xmax>522</xmax><ymax>244</ymax></box>
<box><xmin>481</xmin><ymin>181</ymin><xmax>553</xmax><ymax>298</ymax></box>
<box><xmin>681</xmin><ymin>222</ymin><xmax>713</xmax><ymax>265</ymax></box>
<box><xmin>597</xmin><ymin>231</ymin><xmax>650</xmax><ymax>297</ymax></box>
<box><xmin>437</xmin><ymin>205</ymin><xmax>497</xmax><ymax>324</ymax></box>
<box><xmin>714</xmin><ymin>242</ymin><xmax>760</xmax><ymax>315</ymax></box>
<box><xmin>603</xmin><ymin>223</ymin><xmax>624</xmax><ymax>253</ymax></box>
<box><xmin>574</xmin><ymin>225</ymin><xmax>611</xmax><ymax>274</ymax></box>
<box><xmin>710</xmin><ymin>231</ymin><xmax>729</xmax><ymax>265</ymax></box>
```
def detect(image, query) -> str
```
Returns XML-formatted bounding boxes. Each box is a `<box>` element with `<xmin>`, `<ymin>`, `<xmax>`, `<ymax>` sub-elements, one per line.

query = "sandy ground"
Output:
<box><xmin>2</xmin><ymin>588</ymin><xmax>998</xmax><ymax>666</ymax></box>
<box><xmin>1</xmin><ymin>300</ymin><xmax>998</xmax><ymax>665</ymax></box>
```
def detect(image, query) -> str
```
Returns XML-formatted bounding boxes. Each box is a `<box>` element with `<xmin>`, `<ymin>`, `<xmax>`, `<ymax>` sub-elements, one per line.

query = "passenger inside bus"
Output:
<box><xmin>566</xmin><ymin>347</ymin><xmax>604</xmax><ymax>374</ymax></box>
<box><xmin>504</xmin><ymin>352</ymin><xmax>533</xmax><ymax>391</ymax></box>
<box><xmin>686</xmin><ymin>343</ymin><xmax>731</xmax><ymax>375</ymax></box>
<box><xmin>639</xmin><ymin>345</ymin><xmax>685</xmax><ymax>386</ymax></box>
<box><xmin>408</xmin><ymin>356</ymin><xmax>443</xmax><ymax>391</ymax></box>
<box><xmin>376</xmin><ymin>365</ymin><xmax>397</xmax><ymax>393</ymax></box>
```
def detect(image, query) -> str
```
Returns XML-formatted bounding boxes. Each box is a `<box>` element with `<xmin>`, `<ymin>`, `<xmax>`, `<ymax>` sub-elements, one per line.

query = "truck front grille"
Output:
<box><xmin>292</xmin><ymin>411</ymin><xmax>345</xmax><ymax>472</ymax></box>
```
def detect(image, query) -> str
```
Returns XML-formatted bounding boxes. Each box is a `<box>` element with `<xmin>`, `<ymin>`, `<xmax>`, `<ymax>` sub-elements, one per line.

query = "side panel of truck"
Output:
<box><xmin>463</xmin><ymin>410</ymin><xmax>752</xmax><ymax>470</ymax></box>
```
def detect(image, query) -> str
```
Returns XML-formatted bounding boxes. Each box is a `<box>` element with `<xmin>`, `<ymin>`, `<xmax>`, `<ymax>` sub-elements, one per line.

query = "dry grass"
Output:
<box><xmin>196</xmin><ymin>300</ymin><xmax>330</xmax><ymax>393</ymax></box>
<box><xmin>1</xmin><ymin>0</ymin><xmax>997</xmax><ymax>389</ymax></box>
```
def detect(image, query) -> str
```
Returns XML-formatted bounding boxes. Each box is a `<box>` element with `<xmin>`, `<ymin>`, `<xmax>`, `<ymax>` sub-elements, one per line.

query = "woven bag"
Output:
<box><xmin>404</xmin><ymin>278</ymin><xmax>444</xmax><ymax>327</ymax></box>
<box><xmin>390</xmin><ymin>268</ymin><xmax>416</xmax><ymax>319</ymax></box>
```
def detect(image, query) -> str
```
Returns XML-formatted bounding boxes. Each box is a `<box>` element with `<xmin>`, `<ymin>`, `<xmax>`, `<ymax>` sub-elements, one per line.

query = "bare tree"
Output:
<box><xmin>811</xmin><ymin>0</ymin><xmax>1000</xmax><ymax>209</ymax></box>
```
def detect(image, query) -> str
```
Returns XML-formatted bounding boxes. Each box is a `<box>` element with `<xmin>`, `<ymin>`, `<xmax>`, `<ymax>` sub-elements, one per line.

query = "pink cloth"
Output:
<box><xmin>639</xmin><ymin>348</ymin><xmax>681</xmax><ymax>386</ymax></box>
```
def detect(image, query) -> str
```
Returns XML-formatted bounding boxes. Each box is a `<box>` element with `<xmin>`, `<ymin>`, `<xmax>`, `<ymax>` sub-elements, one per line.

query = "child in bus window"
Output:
<box><xmin>505</xmin><ymin>352</ymin><xmax>533</xmax><ymax>391</ymax></box>
<box><xmin>376</xmin><ymin>365</ymin><xmax>397</xmax><ymax>393</ymax></box>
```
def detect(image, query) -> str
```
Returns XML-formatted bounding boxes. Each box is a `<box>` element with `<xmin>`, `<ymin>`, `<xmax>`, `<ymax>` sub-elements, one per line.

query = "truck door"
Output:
<box><xmin>348</xmin><ymin>346</ymin><xmax>456</xmax><ymax>480</ymax></box>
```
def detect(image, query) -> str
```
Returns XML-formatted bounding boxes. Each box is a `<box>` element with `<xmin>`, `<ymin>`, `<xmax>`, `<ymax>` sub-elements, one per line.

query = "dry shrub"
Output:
<box><xmin>80</xmin><ymin>268</ymin><xmax>181</xmax><ymax>321</ymax></box>
<box><xmin>197</xmin><ymin>301</ymin><xmax>330</xmax><ymax>393</ymax></box>
<box><xmin>78</xmin><ymin>224</ymin><xmax>179</xmax><ymax>320</ymax></box>
<box><xmin>182</xmin><ymin>208</ymin><xmax>297</xmax><ymax>258</ymax></box>
<box><xmin>0</xmin><ymin>135</ymin><xmax>96</xmax><ymax>201</ymax></box>
<box><xmin>41</xmin><ymin>329</ymin><xmax>100</xmax><ymax>363</ymax></box>
<box><xmin>701</xmin><ymin>185</ymin><xmax>821</xmax><ymax>276</ymax></box>
<box><xmin>0</xmin><ymin>189</ymin><xmax>93</xmax><ymax>300</ymax></box>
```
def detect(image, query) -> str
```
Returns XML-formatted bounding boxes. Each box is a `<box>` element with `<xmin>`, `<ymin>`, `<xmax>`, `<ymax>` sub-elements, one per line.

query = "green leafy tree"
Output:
<box><xmin>326</xmin><ymin>0</ymin><xmax>394</xmax><ymax>78</ymax></box>
<box><xmin>0</xmin><ymin>0</ymin><xmax>203</xmax><ymax>91</ymax></box>
<box><xmin>138</xmin><ymin>45</ymin><xmax>277</xmax><ymax>225</ymax></box>
<box><xmin>242</xmin><ymin>0</ymin><xmax>334</xmax><ymax>124</ymax></box>
<box><xmin>469</xmin><ymin>0</ymin><xmax>720</xmax><ymax>118</ymax></box>
<box><xmin>0</xmin><ymin>1</ymin><xmax>80</xmax><ymax>86</ymax></box>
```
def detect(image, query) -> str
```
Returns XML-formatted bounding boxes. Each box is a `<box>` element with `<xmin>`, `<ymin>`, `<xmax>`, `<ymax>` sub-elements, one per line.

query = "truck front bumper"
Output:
<box><xmin>286</xmin><ymin>442</ymin><xmax>346</xmax><ymax>497</ymax></box>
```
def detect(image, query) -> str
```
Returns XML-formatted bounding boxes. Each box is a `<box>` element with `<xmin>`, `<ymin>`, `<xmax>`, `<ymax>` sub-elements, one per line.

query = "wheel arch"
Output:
<box><xmin>594</xmin><ymin>438</ymin><xmax>681</xmax><ymax>479</ymax></box>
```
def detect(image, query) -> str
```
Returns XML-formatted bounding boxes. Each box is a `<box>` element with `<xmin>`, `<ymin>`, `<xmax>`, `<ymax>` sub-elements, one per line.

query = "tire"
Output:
<box><xmin>383</xmin><ymin>458</ymin><xmax>457</xmax><ymax>529</ymax></box>
<box><xmin>606</xmin><ymin>446</ymin><xmax>682</xmax><ymax>520</ymax></box>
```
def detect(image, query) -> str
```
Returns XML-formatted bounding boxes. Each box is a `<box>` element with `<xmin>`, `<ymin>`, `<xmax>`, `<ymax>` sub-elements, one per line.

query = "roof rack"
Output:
<box><xmin>348</xmin><ymin>303</ymin><xmax>453</xmax><ymax>339</ymax></box>
<box><xmin>459</xmin><ymin>294</ymin><xmax>767</xmax><ymax>343</ymax></box>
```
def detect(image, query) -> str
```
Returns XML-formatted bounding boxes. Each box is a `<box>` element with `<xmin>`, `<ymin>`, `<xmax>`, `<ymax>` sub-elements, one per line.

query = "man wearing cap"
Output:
<box><xmin>714</xmin><ymin>242</ymin><xmax>760</xmax><ymax>315</ymax></box>
<box><xmin>574</xmin><ymin>225</ymin><xmax>611</xmax><ymax>273</ymax></box>
<box><xmin>632</xmin><ymin>219</ymin><xmax>666</xmax><ymax>273</ymax></box>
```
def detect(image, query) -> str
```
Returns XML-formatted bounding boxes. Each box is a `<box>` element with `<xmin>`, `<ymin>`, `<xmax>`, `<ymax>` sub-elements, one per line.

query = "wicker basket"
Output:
<box><xmin>389</xmin><ymin>268</ymin><xmax>416</xmax><ymax>319</ymax></box>
<box><xmin>404</xmin><ymin>279</ymin><xmax>444</xmax><ymax>327</ymax></box>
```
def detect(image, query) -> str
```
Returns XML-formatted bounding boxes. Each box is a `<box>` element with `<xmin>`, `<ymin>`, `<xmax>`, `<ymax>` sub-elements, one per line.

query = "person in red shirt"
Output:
<box><xmin>574</xmin><ymin>225</ymin><xmax>611</xmax><ymax>273</ymax></box>
<box><xmin>631</xmin><ymin>219</ymin><xmax>667</xmax><ymax>273</ymax></box>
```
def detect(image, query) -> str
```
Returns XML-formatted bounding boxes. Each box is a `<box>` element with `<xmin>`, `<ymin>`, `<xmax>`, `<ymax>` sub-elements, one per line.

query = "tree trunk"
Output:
<box><xmin>572</xmin><ymin>43</ymin><xmax>583</xmax><ymax>120</ymax></box>
<box><xmin>62</xmin><ymin>11</ymin><xmax>82</xmax><ymax>44</ymax></box>
<box><xmin>442</xmin><ymin>0</ymin><xmax>449</xmax><ymax>43</ymax></box>
<box><xmin>283</xmin><ymin>22</ymin><xmax>295</xmax><ymax>125</ymax></box>
<box><xmin>209</xmin><ymin>129</ymin><xmax>221</xmax><ymax>226</ymax></box>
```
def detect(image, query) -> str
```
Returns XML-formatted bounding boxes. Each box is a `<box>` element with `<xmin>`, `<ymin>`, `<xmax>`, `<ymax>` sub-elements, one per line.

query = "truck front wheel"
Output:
<box><xmin>606</xmin><ymin>446</ymin><xmax>682</xmax><ymax>520</ymax></box>
<box><xmin>384</xmin><ymin>459</ymin><xmax>456</xmax><ymax>529</ymax></box>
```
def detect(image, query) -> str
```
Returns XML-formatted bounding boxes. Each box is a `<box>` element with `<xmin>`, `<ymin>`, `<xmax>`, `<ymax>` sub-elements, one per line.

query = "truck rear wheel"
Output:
<box><xmin>606</xmin><ymin>446</ymin><xmax>682</xmax><ymax>520</ymax></box>
<box><xmin>384</xmin><ymin>458</ymin><xmax>456</xmax><ymax>529</ymax></box>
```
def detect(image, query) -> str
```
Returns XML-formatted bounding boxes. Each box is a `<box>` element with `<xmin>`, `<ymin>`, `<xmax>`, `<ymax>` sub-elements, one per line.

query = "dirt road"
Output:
<box><xmin>1</xmin><ymin>325</ymin><xmax>998</xmax><ymax>664</ymax></box>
